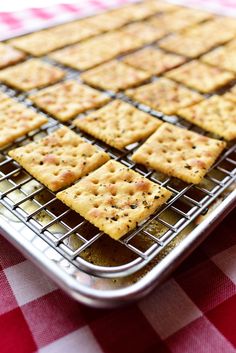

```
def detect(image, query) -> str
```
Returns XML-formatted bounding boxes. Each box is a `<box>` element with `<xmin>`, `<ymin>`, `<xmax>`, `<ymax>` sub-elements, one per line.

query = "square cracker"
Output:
<box><xmin>30</xmin><ymin>80</ymin><xmax>110</xmax><ymax>122</ymax></box>
<box><xmin>0</xmin><ymin>43</ymin><xmax>26</xmax><ymax>69</ymax></box>
<box><xmin>0</xmin><ymin>59</ymin><xmax>65</xmax><ymax>91</ymax></box>
<box><xmin>83</xmin><ymin>1</ymin><xmax>178</xmax><ymax>33</ymax></box>
<box><xmin>121</xmin><ymin>22</ymin><xmax>167</xmax><ymax>44</ymax></box>
<box><xmin>50</xmin><ymin>31</ymin><xmax>142</xmax><ymax>71</ymax></box>
<box><xmin>123</xmin><ymin>47</ymin><xmax>186</xmax><ymax>75</ymax></box>
<box><xmin>8</xmin><ymin>21</ymin><xmax>100</xmax><ymax>56</ymax></box>
<box><xmin>125</xmin><ymin>78</ymin><xmax>203</xmax><ymax>115</ymax></box>
<box><xmin>159</xmin><ymin>18</ymin><xmax>236</xmax><ymax>58</ymax></box>
<box><xmin>56</xmin><ymin>160</ymin><xmax>172</xmax><ymax>240</ymax></box>
<box><xmin>202</xmin><ymin>45</ymin><xmax>236</xmax><ymax>73</ymax></box>
<box><xmin>9</xmin><ymin>126</ymin><xmax>109</xmax><ymax>192</ymax></box>
<box><xmin>81</xmin><ymin>61</ymin><xmax>150</xmax><ymax>92</ymax></box>
<box><xmin>178</xmin><ymin>95</ymin><xmax>236</xmax><ymax>141</ymax></box>
<box><xmin>0</xmin><ymin>99</ymin><xmax>47</xmax><ymax>147</ymax></box>
<box><xmin>166</xmin><ymin>61</ymin><xmax>234</xmax><ymax>93</ymax></box>
<box><xmin>132</xmin><ymin>123</ymin><xmax>226</xmax><ymax>184</ymax></box>
<box><xmin>148</xmin><ymin>7</ymin><xmax>212</xmax><ymax>34</ymax></box>
<box><xmin>74</xmin><ymin>100</ymin><xmax>162</xmax><ymax>150</ymax></box>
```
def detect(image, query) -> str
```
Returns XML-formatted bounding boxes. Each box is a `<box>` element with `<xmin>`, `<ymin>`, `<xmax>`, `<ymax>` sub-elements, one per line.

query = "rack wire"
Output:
<box><xmin>0</xmin><ymin>12</ymin><xmax>235</xmax><ymax>279</ymax></box>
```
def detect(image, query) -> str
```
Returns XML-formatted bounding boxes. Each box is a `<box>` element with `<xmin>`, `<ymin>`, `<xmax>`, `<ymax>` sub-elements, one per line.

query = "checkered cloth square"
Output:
<box><xmin>0</xmin><ymin>1</ymin><xmax>235</xmax><ymax>352</ymax></box>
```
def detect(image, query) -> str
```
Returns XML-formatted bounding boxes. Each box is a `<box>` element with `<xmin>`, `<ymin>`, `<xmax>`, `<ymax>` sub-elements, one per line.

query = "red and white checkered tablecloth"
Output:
<box><xmin>0</xmin><ymin>1</ymin><xmax>236</xmax><ymax>353</ymax></box>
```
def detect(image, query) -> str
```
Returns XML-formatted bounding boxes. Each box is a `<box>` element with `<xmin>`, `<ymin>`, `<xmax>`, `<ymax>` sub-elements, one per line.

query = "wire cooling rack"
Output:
<box><xmin>0</xmin><ymin>7</ymin><xmax>235</xmax><ymax>280</ymax></box>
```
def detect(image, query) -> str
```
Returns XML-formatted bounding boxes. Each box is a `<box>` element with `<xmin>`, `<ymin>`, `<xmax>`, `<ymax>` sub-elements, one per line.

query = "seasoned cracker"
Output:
<box><xmin>81</xmin><ymin>61</ymin><xmax>150</xmax><ymax>92</ymax></box>
<box><xmin>30</xmin><ymin>80</ymin><xmax>110</xmax><ymax>122</ymax></box>
<box><xmin>83</xmin><ymin>0</ymin><xmax>177</xmax><ymax>33</ymax></box>
<box><xmin>0</xmin><ymin>99</ymin><xmax>47</xmax><ymax>147</ymax></box>
<box><xmin>74</xmin><ymin>100</ymin><xmax>162</xmax><ymax>150</ymax></box>
<box><xmin>202</xmin><ymin>45</ymin><xmax>236</xmax><ymax>73</ymax></box>
<box><xmin>9</xmin><ymin>127</ymin><xmax>109</xmax><ymax>192</ymax></box>
<box><xmin>223</xmin><ymin>85</ymin><xmax>236</xmax><ymax>103</ymax></box>
<box><xmin>166</xmin><ymin>60</ymin><xmax>234</xmax><ymax>93</ymax></box>
<box><xmin>159</xmin><ymin>18</ymin><xmax>236</xmax><ymax>58</ymax></box>
<box><xmin>132</xmin><ymin>123</ymin><xmax>226</xmax><ymax>184</ymax></box>
<box><xmin>178</xmin><ymin>95</ymin><xmax>236</xmax><ymax>141</ymax></box>
<box><xmin>9</xmin><ymin>20</ymin><xmax>100</xmax><ymax>56</ymax></box>
<box><xmin>125</xmin><ymin>78</ymin><xmax>203</xmax><ymax>115</ymax></box>
<box><xmin>50</xmin><ymin>31</ymin><xmax>143</xmax><ymax>71</ymax></box>
<box><xmin>121</xmin><ymin>22</ymin><xmax>167</xmax><ymax>44</ymax></box>
<box><xmin>0</xmin><ymin>59</ymin><xmax>65</xmax><ymax>91</ymax></box>
<box><xmin>148</xmin><ymin>7</ymin><xmax>212</xmax><ymax>33</ymax></box>
<box><xmin>0</xmin><ymin>43</ymin><xmax>26</xmax><ymax>68</ymax></box>
<box><xmin>123</xmin><ymin>47</ymin><xmax>186</xmax><ymax>75</ymax></box>
<box><xmin>57</xmin><ymin>160</ymin><xmax>172</xmax><ymax>240</ymax></box>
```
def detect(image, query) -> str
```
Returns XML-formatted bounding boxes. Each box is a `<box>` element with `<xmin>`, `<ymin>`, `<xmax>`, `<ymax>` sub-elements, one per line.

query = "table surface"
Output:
<box><xmin>0</xmin><ymin>1</ymin><xmax>235</xmax><ymax>353</ymax></box>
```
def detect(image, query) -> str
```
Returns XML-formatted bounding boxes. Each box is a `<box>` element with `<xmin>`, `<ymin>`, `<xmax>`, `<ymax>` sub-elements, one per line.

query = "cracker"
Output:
<box><xmin>56</xmin><ymin>160</ymin><xmax>172</xmax><ymax>240</ymax></box>
<box><xmin>123</xmin><ymin>47</ymin><xmax>186</xmax><ymax>75</ymax></box>
<box><xmin>0</xmin><ymin>59</ymin><xmax>65</xmax><ymax>91</ymax></box>
<box><xmin>74</xmin><ymin>100</ymin><xmax>162</xmax><ymax>150</ymax></box>
<box><xmin>121</xmin><ymin>22</ymin><xmax>167</xmax><ymax>44</ymax></box>
<box><xmin>126</xmin><ymin>78</ymin><xmax>203</xmax><ymax>115</ymax></box>
<box><xmin>83</xmin><ymin>1</ymin><xmax>176</xmax><ymax>33</ymax></box>
<box><xmin>148</xmin><ymin>7</ymin><xmax>212</xmax><ymax>33</ymax></box>
<box><xmin>132</xmin><ymin>123</ymin><xmax>226</xmax><ymax>184</ymax></box>
<box><xmin>9</xmin><ymin>20</ymin><xmax>100</xmax><ymax>56</ymax></box>
<box><xmin>9</xmin><ymin>126</ymin><xmax>109</xmax><ymax>192</ymax></box>
<box><xmin>0</xmin><ymin>43</ymin><xmax>26</xmax><ymax>68</ymax></box>
<box><xmin>30</xmin><ymin>80</ymin><xmax>110</xmax><ymax>122</ymax></box>
<box><xmin>50</xmin><ymin>31</ymin><xmax>143</xmax><ymax>71</ymax></box>
<box><xmin>81</xmin><ymin>61</ymin><xmax>150</xmax><ymax>92</ymax></box>
<box><xmin>0</xmin><ymin>99</ymin><xmax>47</xmax><ymax>147</ymax></box>
<box><xmin>223</xmin><ymin>85</ymin><xmax>236</xmax><ymax>103</ymax></box>
<box><xmin>159</xmin><ymin>18</ymin><xmax>236</xmax><ymax>58</ymax></box>
<box><xmin>202</xmin><ymin>45</ymin><xmax>236</xmax><ymax>73</ymax></box>
<box><xmin>166</xmin><ymin>60</ymin><xmax>234</xmax><ymax>93</ymax></box>
<box><xmin>178</xmin><ymin>95</ymin><xmax>236</xmax><ymax>141</ymax></box>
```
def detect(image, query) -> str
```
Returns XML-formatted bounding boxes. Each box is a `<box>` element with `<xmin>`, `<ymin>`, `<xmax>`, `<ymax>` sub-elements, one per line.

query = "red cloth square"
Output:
<box><xmin>0</xmin><ymin>270</ymin><xmax>18</xmax><ymax>315</ymax></box>
<box><xmin>0</xmin><ymin>308</ymin><xmax>36</xmax><ymax>353</ymax></box>
<box><xmin>90</xmin><ymin>305</ymin><xmax>169</xmax><ymax>353</ymax></box>
<box><xmin>207</xmin><ymin>294</ymin><xmax>236</xmax><ymax>347</ymax></box>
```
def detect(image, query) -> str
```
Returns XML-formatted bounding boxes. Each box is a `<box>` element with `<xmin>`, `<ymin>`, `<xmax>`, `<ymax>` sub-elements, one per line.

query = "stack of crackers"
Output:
<box><xmin>0</xmin><ymin>0</ymin><xmax>235</xmax><ymax>240</ymax></box>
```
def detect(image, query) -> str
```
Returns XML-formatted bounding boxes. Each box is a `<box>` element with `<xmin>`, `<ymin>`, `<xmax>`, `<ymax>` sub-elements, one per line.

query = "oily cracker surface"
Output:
<box><xmin>125</xmin><ymin>78</ymin><xmax>203</xmax><ymax>115</ymax></box>
<box><xmin>132</xmin><ymin>123</ymin><xmax>226</xmax><ymax>184</ymax></box>
<box><xmin>166</xmin><ymin>60</ymin><xmax>234</xmax><ymax>93</ymax></box>
<box><xmin>0</xmin><ymin>59</ymin><xmax>65</xmax><ymax>91</ymax></box>
<box><xmin>81</xmin><ymin>61</ymin><xmax>150</xmax><ymax>92</ymax></box>
<box><xmin>178</xmin><ymin>95</ymin><xmax>236</xmax><ymax>141</ymax></box>
<box><xmin>159</xmin><ymin>18</ymin><xmax>236</xmax><ymax>58</ymax></box>
<box><xmin>123</xmin><ymin>47</ymin><xmax>186</xmax><ymax>75</ymax></box>
<box><xmin>50</xmin><ymin>31</ymin><xmax>143</xmax><ymax>71</ymax></box>
<box><xmin>56</xmin><ymin>160</ymin><xmax>172</xmax><ymax>240</ymax></box>
<box><xmin>0</xmin><ymin>43</ymin><xmax>26</xmax><ymax>68</ymax></box>
<box><xmin>9</xmin><ymin>127</ymin><xmax>109</xmax><ymax>191</ymax></box>
<box><xmin>8</xmin><ymin>21</ymin><xmax>100</xmax><ymax>56</ymax></box>
<box><xmin>148</xmin><ymin>7</ymin><xmax>212</xmax><ymax>33</ymax></box>
<box><xmin>202</xmin><ymin>45</ymin><xmax>236</xmax><ymax>73</ymax></box>
<box><xmin>0</xmin><ymin>99</ymin><xmax>47</xmax><ymax>148</ymax></box>
<box><xmin>74</xmin><ymin>100</ymin><xmax>162</xmax><ymax>150</ymax></box>
<box><xmin>30</xmin><ymin>80</ymin><xmax>110</xmax><ymax>122</ymax></box>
